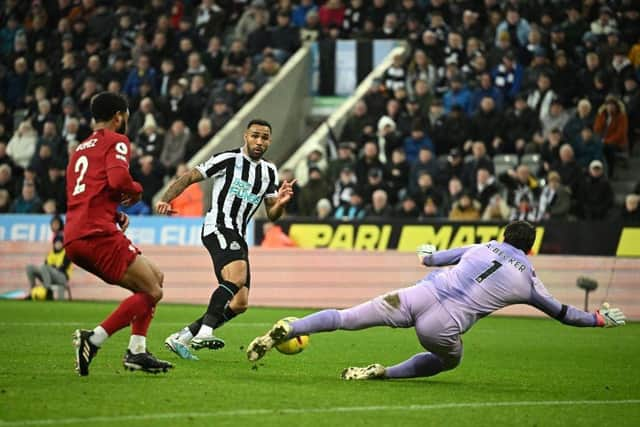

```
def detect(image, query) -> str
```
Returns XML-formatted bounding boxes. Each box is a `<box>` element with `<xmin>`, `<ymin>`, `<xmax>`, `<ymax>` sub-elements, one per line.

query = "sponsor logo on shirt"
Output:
<box><xmin>229</xmin><ymin>179</ymin><xmax>261</xmax><ymax>204</ymax></box>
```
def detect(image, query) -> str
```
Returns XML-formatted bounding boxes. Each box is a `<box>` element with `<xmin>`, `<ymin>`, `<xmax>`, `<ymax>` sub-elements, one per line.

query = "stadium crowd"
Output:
<box><xmin>0</xmin><ymin>0</ymin><xmax>639</xmax><ymax>222</ymax></box>
<box><xmin>0</xmin><ymin>0</ymin><xmax>304</xmax><ymax>214</ymax></box>
<box><xmin>280</xmin><ymin>0</ymin><xmax>640</xmax><ymax>223</ymax></box>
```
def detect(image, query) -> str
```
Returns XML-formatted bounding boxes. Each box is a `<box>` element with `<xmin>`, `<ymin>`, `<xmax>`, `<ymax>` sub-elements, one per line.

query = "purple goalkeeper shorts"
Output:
<box><xmin>371</xmin><ymin>284</ymin><xmax>463</xmax><ymax>362</ymax></box>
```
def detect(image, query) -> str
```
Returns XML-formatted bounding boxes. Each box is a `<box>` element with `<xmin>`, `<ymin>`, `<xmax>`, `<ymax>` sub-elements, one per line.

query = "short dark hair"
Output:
<box><xmin>90</xmin><ymin>92</ymin><xmax>128</xmax><ymax>122</ymax></box>
<box><xmin>247</xmin><ymin>119</ymin><xmax>272</xmax><ymax>132</ymax></box>
<box><xmin>503</xmin><ymin>220</ymin><xmax>536</xmax><ymax>253</ymax></box>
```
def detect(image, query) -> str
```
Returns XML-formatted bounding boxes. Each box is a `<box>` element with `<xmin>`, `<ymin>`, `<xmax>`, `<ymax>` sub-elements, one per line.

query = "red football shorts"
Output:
<box><xmin>65</xmin><ymin>232</ymin><xmax>141</xmax><ymax>284</ymax></box>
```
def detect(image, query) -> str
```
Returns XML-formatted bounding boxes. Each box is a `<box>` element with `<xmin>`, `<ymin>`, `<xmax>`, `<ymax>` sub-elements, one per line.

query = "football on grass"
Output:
<box><xmin>30</xmin><ymin>285</ymin><xmax>48</xmax><ymax>301</ymax></box>
<box><xmin>275</xmin><ymin>317</ymin><xmax>309</xmax><ymax>355</ymax></box>
<box><xmin>275</xmin><ymin>335</ymin><xmax>309</xmax><ymax>355</ymax></box>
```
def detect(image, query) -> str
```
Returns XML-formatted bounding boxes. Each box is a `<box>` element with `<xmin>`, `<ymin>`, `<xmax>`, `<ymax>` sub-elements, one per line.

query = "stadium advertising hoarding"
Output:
<box><xmin>0</xmin><ymin>214</ymin><xmax>255</xmax><ymax>247</ymax></box>
<box><xmin>254</xmin><ymin>220</ymin><xmax>640</xmax><ymax>257</ymax></box>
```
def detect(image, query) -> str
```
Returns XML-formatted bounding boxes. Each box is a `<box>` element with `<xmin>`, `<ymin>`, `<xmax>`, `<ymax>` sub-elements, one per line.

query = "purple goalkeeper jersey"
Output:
<box><xmin>420</xmin><ymin>240</ymin><xmax>598</xmax><ymax>333</ymax></box>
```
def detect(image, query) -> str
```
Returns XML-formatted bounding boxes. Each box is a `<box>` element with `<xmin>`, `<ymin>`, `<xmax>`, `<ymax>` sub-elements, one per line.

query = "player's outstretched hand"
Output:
<box><xmin>596</xmin><ymin>302</ymin><xmax>626</xmax><ymax>328</ymax></box>
<box><xmin>417</xmin><ymin>244</ymin><xmax>436</xmax><ymax>264</ymax></box>
<box><xmin>155</xmin><ymin>201</ymin><xmax>176</xmax><ymax>216</ymax></box>
<box><xmin>277</xmin><ymin>179</ymin><xmax>296</xmax><ymax>206</ymax></box>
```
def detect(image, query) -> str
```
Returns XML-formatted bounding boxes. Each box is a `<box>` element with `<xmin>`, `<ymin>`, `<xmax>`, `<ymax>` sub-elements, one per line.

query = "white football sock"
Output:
<box><xmin>90</xmin><ymin>326</ymin><xmax>108</xmax><ymax>347</ymax></box>
<box><xmin>128</xmin><ymin>335</ymin><xmax>146</xmax><ymax>354</ymax></box>
<box><xmin>177</xmin><ymin>327</ymin><xmax>193</xmax><ymax>345</ymax></box>
<box><xmin>195</xmin><ymin>324</ymin><xmax>213</xmax><ymax>338</ymax></box>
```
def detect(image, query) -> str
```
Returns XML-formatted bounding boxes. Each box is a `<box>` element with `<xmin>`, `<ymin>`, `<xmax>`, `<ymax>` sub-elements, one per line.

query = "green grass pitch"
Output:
<box><xmin>0</xmin><ymin>300</ymin><xmax>638</xmax><ymax>427</ymax></box>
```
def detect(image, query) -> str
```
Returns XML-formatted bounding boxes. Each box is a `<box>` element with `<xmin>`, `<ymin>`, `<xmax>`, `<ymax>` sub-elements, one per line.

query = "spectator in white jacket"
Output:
<box><xmin>7</xmin><ymin>120</ymin><xmax>37</xmax><ymax>169</ymax></box>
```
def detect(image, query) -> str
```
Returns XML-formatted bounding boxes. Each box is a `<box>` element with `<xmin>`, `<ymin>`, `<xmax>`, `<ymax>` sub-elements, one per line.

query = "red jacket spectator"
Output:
<box><xmin>318</xmin><ymin>1</ymin><xmax>345</xmax><ymax>29</ymax></box>
<box><xmin>593</xmin><ymin>96</ymin><xmax>628</xmax><ymax>150</ymax></box>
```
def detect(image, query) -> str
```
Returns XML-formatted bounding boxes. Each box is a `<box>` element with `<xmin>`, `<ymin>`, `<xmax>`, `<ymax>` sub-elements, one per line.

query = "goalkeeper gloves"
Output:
<box><xmin>596</xmin><ymin>302</ymin><xmax>626</xmax><ymax>328</ymax></box>
<box><xmin>417</xmin><ymin>244</ymin><xmax>436</xmax><ymax>264</ymax></box>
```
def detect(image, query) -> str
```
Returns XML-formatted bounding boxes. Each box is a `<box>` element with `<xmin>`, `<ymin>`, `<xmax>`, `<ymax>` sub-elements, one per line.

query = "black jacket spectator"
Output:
<box><xmin>473</xmin><ymin>168</ymin><xmax>499</xmax><ymax>211</ymax></box>
<box><xmin>581</xmin><ymin>161</ymin><xmax>613</xmax><ymax>220</ymax></box>
<box><xmin>340</xmin><ymin>101</ymin><xmax>374</xmax><ymax>143</ymax></box>
<box><xmin>131</xmin><ymin>156</ymin><xmax>166</xmax><ymax>207</ymax></box>
<box><xmin>354</xmin><ymin>141</ymin><xmax>385</xmax><ymax>185</ymax></box>
<box><xmin>269</xmin><ymin>13</ymin><xmax>301</xmax><ymax>57</ymax></box>
<box><xmin>470</xmin><ymin>99</ymin><xmax>504</xmax><ymax>153</ymax></box>
<box><xmin>298</xmin><ymin>167</ymin><xmax>332</xmax><ymax>216</ymax></box>
<box><xmin>462</xmin><ymin>142</ymin><xmax>494</xmax><ymax>189</ymax></box>
<box><xmin>247</xmin><ymin>26</ymin><xmax>271</xmax><ymax>58</ymax></box>
<box><xmin>39</xmin><ymin>164</ymin><xmax>67</xmax><ymax>213</ymax></box>
<box><xmin>437</xmin><ymin>149</ymin><xmax>464</xmax><ymax>186</ymax></box>
<box><xmin>439</xmin><ymin>107</ymin><xmax>472</xmax><ymax>156</ymax></box>
<box><xmin>503</xmin><ymin>97</ymin><xmax>540</xmax><ymax>148</ymax></box>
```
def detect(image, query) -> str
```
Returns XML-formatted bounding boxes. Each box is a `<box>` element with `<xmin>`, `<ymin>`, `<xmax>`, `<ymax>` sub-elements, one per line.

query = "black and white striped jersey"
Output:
<box><xmin>196</xmin><ymin>148</ymin><xmax>279</xmax><ymax>238</ymax></box>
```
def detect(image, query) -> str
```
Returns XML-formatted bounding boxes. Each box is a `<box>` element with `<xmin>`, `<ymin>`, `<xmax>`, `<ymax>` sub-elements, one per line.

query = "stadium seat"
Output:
<box><xmin>493</xmin><ymin>163</ymin><xmax>513</xmax><ymax>178</ymax></box>
<box><xmin>493</xmin><ymin>154</ymin><xmax>519</xmax><ymax>169</ymax></box>
<box><xmin>611</xmin><ymin>181</ymin><xmax>637</xmax><ymax>204</ymax></box>
<box><xmin>520</xmin><ymin>153</ymin><xmax>542</xmax><ymax>175</ymax></box>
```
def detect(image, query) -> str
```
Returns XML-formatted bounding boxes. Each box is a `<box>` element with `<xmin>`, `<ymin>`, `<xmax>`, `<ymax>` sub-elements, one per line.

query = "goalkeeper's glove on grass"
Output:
<box><xmin>596</xmin><ymin>303</ymin><xmax>626</xmax><ymax>327</ymax></box>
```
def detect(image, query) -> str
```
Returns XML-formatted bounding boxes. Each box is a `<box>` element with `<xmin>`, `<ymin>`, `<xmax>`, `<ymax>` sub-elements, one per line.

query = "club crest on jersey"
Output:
<box><xmin>229</xmin><ymin>241</ymin><xmax>241</xmax><ymax>251</ymax></box>
<box><xmin>229</xmin><ymin>179</ymin><xmax>261</xmax><ymax>204</ymax></box>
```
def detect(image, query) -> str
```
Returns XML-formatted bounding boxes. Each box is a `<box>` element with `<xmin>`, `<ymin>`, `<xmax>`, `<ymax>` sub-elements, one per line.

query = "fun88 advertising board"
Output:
<box><xmin>0</xmin><ymin>214</ymin><xmax>255</xmax><ymax>246</ymax></box>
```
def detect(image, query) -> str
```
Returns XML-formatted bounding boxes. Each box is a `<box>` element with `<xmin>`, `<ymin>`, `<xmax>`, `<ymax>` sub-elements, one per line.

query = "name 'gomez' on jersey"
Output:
<box><xmin>196</xmin><ymin>148</ymin><xmax>278</xmax><ymax>238</ymax></box>
<box><xmin>65</xmin><ymin>129</ymin><xmax>138</xmax><ymax>244</ymax></box>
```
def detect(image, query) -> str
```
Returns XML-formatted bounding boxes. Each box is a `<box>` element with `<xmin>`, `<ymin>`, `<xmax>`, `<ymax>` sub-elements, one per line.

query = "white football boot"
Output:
<box><xmin>341</xmin><ymin>364</ymin><xmax>386</xmax><ymax>380</ymax></box>
<box><xmin>246</xmin><ymin>318</ymin><xmax>293</xmax><ymax>362</ymax></box>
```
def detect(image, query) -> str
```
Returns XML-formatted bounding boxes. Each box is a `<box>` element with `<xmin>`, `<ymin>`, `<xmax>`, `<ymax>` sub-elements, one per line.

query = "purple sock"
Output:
<box><xmin>289</xmin><ymin>309</ymin><xmax>341</xmax><ymax>337</ymax></box>
<box><xmin>385</xmin><ymin>352</ymin><xmax>444</xmax><ymax>378</ymax></box>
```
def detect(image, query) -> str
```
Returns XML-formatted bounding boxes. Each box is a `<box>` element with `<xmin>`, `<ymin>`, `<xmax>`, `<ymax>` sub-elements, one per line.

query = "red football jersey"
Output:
<box><xmin>65</xmin><ymin>128</ymin><xmax>139</xmax><ymax>244</ymax></box>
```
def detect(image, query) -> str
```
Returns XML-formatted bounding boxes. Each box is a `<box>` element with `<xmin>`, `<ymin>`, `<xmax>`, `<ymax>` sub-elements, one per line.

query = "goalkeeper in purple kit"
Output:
<box><xmin>247</xmin><ymin>221</ymin><xmax>626</xmax><ymax>380</ymax></box>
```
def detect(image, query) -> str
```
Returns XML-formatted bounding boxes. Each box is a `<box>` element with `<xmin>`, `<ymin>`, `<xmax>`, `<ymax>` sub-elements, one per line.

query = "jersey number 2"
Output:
<box><xmin>475</xmin><ymin>260</ymin><xmax>502</xmax><ymax>283</ymax></box>
<box><xmin>72</xmin><ymin>156</ymin><xmax>89</xmax><ymax>196</ymax></box>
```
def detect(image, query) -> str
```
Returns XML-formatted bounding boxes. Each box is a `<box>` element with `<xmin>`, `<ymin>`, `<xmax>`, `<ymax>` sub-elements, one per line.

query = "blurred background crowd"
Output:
<box><xmin>0</xmin><ymin>0</ymin><xmax>639</xmax><ymax>222</ymax></box>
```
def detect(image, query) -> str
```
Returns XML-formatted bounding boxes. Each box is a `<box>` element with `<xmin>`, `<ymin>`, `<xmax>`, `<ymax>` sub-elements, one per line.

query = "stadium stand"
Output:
<box><xmin>0</xmin><ymin>0</ymin><xmax>307</xmax><ymax>216</ymax></box>
<box><xmin>278</xmin><ymin>1</ymin><xmax>640</xmax><ymax>223</ymax></box>
<box><xmin>0</xmin><ymin>1</ymin><xmax>638</xmax><ymax>223</ymax></box>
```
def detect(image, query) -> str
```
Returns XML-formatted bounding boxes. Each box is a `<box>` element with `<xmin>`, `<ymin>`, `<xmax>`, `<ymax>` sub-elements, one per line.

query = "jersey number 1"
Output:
<box><xmin>72</xmin><ymin>155</ymin><xmax>89</xmax><ymax>196</ymax></box>
<box><xmin>475</xmin><ymin>260</ymin><xmax>503</xmax><ymax>283</ymax></box>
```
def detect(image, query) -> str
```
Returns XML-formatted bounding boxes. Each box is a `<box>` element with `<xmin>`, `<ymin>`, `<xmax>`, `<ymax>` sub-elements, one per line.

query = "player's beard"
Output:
<box><xmin>117</xmin><ymin>120</ymin><xmax>127</xmax><ymax>134</ymax></box>
<box><xmin>248</xmin><ymin>145</ymin><xmax>265</xmax><ymax>160</ymax></box>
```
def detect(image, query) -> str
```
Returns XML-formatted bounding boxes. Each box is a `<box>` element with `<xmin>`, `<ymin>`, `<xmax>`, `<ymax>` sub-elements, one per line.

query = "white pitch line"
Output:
<box><xmin>0</xmin><ymin>400</ymin><xmax>638</xmax><ymax>426</ymax></box>
<box><xmin>0</xmin><ymin>321</ymin><xmax>271</xmax><ymax>327</ymax></box>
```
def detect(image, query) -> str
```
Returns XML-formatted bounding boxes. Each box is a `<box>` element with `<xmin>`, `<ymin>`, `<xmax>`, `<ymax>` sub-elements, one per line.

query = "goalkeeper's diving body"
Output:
<box><xmin>246</xmin><ymin>220</ymin><xmax>626</xmax><ymax>380</ymax></box>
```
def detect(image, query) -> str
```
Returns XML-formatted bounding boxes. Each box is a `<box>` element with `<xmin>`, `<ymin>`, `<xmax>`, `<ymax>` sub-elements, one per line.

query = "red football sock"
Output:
<box><xmin>131</xmin><ymin>297</ymin><xmax>156</xmax><ymax>336</ymax></box>
<box><xmin>100</xmin><ymin>293</ymin><xmax>155</xmax><ymax>336</ymax></box>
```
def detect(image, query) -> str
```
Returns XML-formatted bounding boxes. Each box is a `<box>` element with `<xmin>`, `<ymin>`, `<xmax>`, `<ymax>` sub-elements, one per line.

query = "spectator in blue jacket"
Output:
<box><xmin>495</xmin><ymin>6</ymin><xmax>530</xmax><ymax>49</ymax></box>
<box><xmin>573</xmin><ymin>126</ymin><xmax>605</xmax><ymax>170</ymax></box>
<box><xmin>9</xmin><ymin>180</ymin><xmax>42</xmax><ymax>214</ymax></box>
<box><xmin>292</xmin><ymin>0</ymin><xmax>317</xmax><ymax>27</ymax></box>
<box><xmin>443</xmin><ymin>74</ymin><xmax>472</xmax><ymax>115</ymax></box>
<box><xmin>403</xmin><ymin>122</ymin><xmax>434</xmax><ymax>164</ymax></box>
<box><xmin>470</xmin><ymin>72</ymin><xmax>504</xmax><ymax>113</ymax></box>
<box><xmin>3</xmin><ymin>57</ymin><xmax>29</xmax><ymax>109</ymax></box>
<box><xmin>492</xmin><ymin>50</ymin><xmax>523</xmax><ymax>104</ymax></box>
<box><xmin>334</xmin><ymin>191</ymin><xmax>366</xmax><ymax>221</ymax></box>
<box><xmin>124</xmin><ymin>54</ymin><xmax>157</xmax><ymax>98</ymax></box>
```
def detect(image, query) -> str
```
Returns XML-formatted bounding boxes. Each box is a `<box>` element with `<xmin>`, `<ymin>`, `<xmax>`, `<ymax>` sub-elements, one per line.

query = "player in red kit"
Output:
<box><xmin>65</xmin><ymin>92</ymin><xmax>173</xmax><ymax>376</ymax></box>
